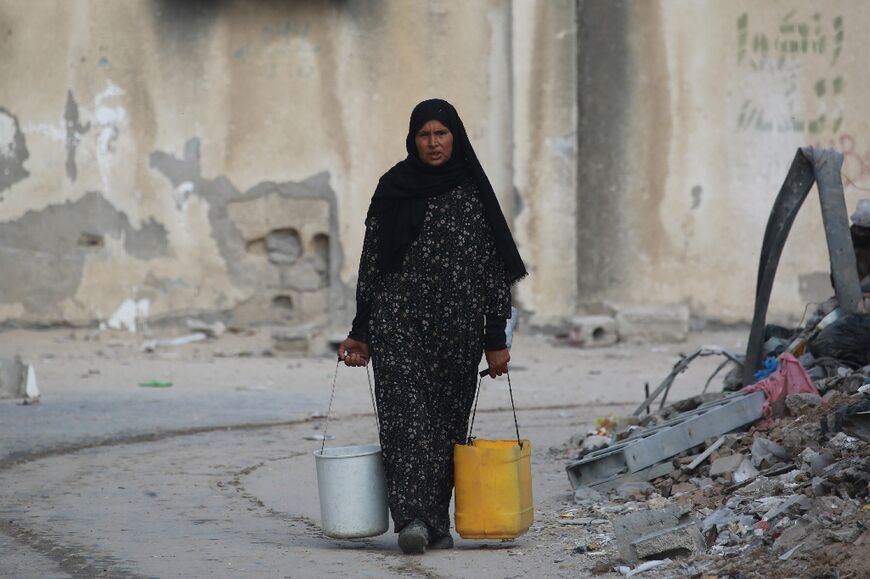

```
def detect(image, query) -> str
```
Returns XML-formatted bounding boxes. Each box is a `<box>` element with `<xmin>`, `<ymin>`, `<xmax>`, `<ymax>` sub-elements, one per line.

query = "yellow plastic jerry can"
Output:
<box><xmin>453</xmin><ymin>438</ymin><xmax>534</xmax><ymax>539</ymax></box>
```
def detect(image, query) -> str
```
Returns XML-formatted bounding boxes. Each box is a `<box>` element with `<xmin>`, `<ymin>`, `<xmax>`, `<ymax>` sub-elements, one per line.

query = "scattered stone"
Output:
<box><xmin>702</xmin><ymin>507</ymin><xmax>735</xmax><ymax>532</ymax></box>
<box><xmin>798</xmin><ymin>448</ymin><xmax>835</xmax><ymax>476</ymax></box>
<box><xmin>616</xmin><ymin>481</ymin><xmax>655</xmax><ymax>500</ymax></box>
<box><xmin>631</xmin><ymin>523</ymin><xmax>705</xmax><ymax>559</ymax></box>
<box><xmin>785</xmin><ymin>392</ymin><xmax>822</xmax><ymax>415</ymax></box>
<box><xmin>733</xmin><ymin>457</ymin><xmax>759</xmax><ymax>483</ymax></box>
<box><xmin>761</xmin><ymin>494</ymin><xmax>811</xmax><ymax>522</ymax></box>
<box><xmin>185</xmin><ymin>318</ymin><xmax>226</xmax><ymax>338</ymax></box>
<box><xmin>709</xmin><ymin>453</ymin><xmax>745</xmax><ymax>477</ymax></box>
<box><xmin>0</xmin><ymin>356</ymin><xmax>26</xmax><ymax>400</ymax></box>
<box><xmin>0</xmin><ymin>357</ymin><xmax>38</xmax><ymax>402</ymax></box>
<box><xmin>750</xmin><ymin>437</ymin><xmax>788</xmax><ymax>468</ymax></box>
<box><xmin>827</xmin><ymin>432</ymin><xmax>862</xmax><ymax>452</ymax></box>
<box><xmin>573</xmin><ymin>485</ymin><xmax>604</xmax><ymax>506</ymax></box>
<box><xmin>578</xmin><ymin>434</ymin><xmax>611</xmax><ymax>457</ymax></box>
<box><xmin>781</xmin><ymin>420</ymin><xmax>823</xmax><ymax>453</ymax></box>
<box><xmin>772</xmin><ymin>519</ymin><xmax>812</xmax><ymax>554</ymax></box>
<box><xmin>615</xmin><ymin>559</ymin><xmax>672</xmax><ymax>577</ymax></box>
<box><xmin>612</xmin><ymin>505</ymin><xmax>690</xmax><ymax>562</ymax></box>
<box><xmin>670</xmin><ymin>482</ymin><xmax>696</xmax><ymax>495</ymax></box>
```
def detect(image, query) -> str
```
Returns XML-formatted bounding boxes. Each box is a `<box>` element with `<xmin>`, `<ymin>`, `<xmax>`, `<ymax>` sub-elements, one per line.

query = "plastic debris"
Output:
<box><xmin>139</xmin><ymin>380</ymin><xmax>173</xmax><ymax>388</ymax></box>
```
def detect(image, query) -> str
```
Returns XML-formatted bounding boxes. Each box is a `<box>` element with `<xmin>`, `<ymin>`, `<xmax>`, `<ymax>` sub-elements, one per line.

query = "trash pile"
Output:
<box><xmin>564</xmin><ymin>308</ymin><xmax>870</xmax><ymax>576</ymax></box>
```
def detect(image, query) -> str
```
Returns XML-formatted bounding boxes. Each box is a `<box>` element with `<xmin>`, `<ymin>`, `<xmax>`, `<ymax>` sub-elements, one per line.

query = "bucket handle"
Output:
<box><xmin>465</xmin><ymin>369</ymin><xmax>523</xmax><ymax>448</ymax></box>
<box><xmin>321</xmin><ymin>359</ymin><xmax>380</xmax><ymax>455</ymax></box>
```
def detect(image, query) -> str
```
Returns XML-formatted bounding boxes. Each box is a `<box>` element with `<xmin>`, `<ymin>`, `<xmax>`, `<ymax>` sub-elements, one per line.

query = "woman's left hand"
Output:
<box><xmin>485</xmin><ymin>348</ymin><xmax>510</xmax><ymax>378</ymax></box>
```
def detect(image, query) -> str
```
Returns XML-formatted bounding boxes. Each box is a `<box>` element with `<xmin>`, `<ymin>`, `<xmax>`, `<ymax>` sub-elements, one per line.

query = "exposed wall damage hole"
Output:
<box><xmin>245</xmin><ymin>239</ymin><xmax>266</xmax><ymax>255</ymax></box>
<box><xmin>78</xmin><ymin>233</ymin><xmax>104</xmax><ymax>248</ymax></box>
<box><xmin>246</xmin><ymin>229</ymin><xmax>302</xmax><ymax>265</ymax></box>
<box><xmin>0</xmin><ymin>107</ymin><xmax>30</xmax><ymax>192</ymax></box>
<box><xmin>311</xmin><ymin>233</ymin><xmax>330</xmax><ymax>284</ymax></box>
<box><xmin>271</xmin><ymin>295</ymin><xmax>294</xmax><ymax>321</ymax></box>
<box><xmin>267</xmin><ymin>228</ymin><xmax>302</xmax><ymax>265</ymax></box>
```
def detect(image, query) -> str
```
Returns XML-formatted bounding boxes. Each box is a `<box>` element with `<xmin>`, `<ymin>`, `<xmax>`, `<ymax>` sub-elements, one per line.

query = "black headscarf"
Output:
<box><xmin>367</xmin><ymin>99</ymin><xmax>527</xmax><ymax>283</ymax></box>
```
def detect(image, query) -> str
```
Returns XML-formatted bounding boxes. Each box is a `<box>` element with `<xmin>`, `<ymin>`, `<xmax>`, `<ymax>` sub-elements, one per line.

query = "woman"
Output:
<box><xmin>338</xmin><ymin>99</ymin><xmax>526</xmax><ymax>555</ymax></box>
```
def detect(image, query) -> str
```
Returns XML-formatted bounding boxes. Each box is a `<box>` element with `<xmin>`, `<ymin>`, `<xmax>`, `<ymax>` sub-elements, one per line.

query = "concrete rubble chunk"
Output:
<box><xmin>670</xmin><ymin>481</ymin><xmax>696</xmax><ymax>495</ymax></box>
<box><xmin>616</xmin><ymin>481</ymin><xmax>655</xmax><ymax>500</ymax></box>
<box><xmin>785</xmin><ymin>392</ymin><xmax>822</xmax><ymax>415</ymax></box>
<box><xmin>702</xmin><ymin>507</ymin><xmax>735</xmax><ymax>532</ymax></box>
<box><xmin>568</xmin><ymin>315</ymin><xmax>618</xmax><ymax>348</ymax></box>
<box><xmin>185</xmin><ymin>318</ymin><xmax>226</xmax><ymax>338</ymax></box>
<box><xmin>612</xmin><ymin>505</ymin><xmax>700</xmax><ymax>562</ymax></box>
<box><xmin>579</xmin><ymin>434</ymin><xmax>611</xmax><ymax>456</ymax></box>
<box><xmin>751</xmin><ymin>437</ymin><xmax>789</xmax><ymax>468</ymax></box>
<box><xmin>827</xmin><ymin>432</ymin><xmax>861</xmax><ymax>452</ymax></box>
<box><xmin>0</xmin><ymin>356</ymin><xmax>27</xmax><ymax>400</ymax></box>
<box><xmin>573</xmin><ymin>485</ymin><xmax>605</xmax><ymax>506</ymax></box>
<box><xmin>631</xmin><ymin>522</ymin><xmax>705</xmax><ymax>559</ymax></box>
<box><xmin>615</xmin><ymin>304</ymin><xmax>690</xmax><ymax>343</ymax></box>
<box><xmin>761</xmin><ymin>494</ymin><xmax>811</xmax><ymax>521</ymax></box>
<box><xmin>709</xmin><ymin>453</ymin><xmax>744</xmax><ymax>477</ymax></box>
<box><xmin>733</xmin><ymin>457</ymin><xmax>758</xmax><ymax>483</ymax></box>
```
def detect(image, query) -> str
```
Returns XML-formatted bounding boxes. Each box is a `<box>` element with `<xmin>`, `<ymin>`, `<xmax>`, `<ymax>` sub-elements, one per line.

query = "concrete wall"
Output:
<box><xmin>0</xmin><ymin>0</ymin><xmax>576</xmax><ymax>329</ymax></box>
<box><xmin>6</xmin><ymin>0</ymin><xmax>864</xmax><ymax>330</ymax></box>
<box><xmin>578</xmin><ymin>0</ymin><xmax>870</xmax><ymax>323</ymax></box>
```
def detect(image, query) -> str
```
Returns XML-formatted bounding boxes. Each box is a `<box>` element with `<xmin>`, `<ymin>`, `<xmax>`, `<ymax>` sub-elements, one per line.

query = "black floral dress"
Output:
<box><xmin>351</xmin><ymin>179</ymin><xmax>511</xmax><ymax>537</ymax></box>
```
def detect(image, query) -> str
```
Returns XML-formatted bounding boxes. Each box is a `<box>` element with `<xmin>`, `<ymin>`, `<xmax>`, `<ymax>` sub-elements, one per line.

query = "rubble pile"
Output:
<box><xmin>564</xmin><ymin>312</ymin><xmax>870</xmax><ymax>576</ymax></box>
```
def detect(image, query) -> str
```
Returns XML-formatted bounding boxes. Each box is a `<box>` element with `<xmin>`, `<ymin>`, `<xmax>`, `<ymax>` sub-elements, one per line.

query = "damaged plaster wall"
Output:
<box><xmin>0</xmin><ymin>107</ymin><xmax>29</xmax><ymax>192</ymax></box>
<box><xmin>0</xmin><ymin>0</ymin><xmax>547</xmax><ymax>328</ymax></box>
<box><xmin>578</xmin><ymin>0</ymin><xmax>870</xmax><ymax>323</ymax></box>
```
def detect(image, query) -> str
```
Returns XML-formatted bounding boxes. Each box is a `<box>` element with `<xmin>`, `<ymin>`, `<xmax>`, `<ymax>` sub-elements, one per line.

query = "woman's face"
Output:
<box><xmin>415</xmin><ymin>120</ymin><xmax>453</xmax><ymax>167</ymax></box>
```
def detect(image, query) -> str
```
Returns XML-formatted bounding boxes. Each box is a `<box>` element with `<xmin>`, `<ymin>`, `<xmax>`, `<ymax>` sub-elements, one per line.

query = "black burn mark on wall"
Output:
<box><xmin>65</xmin><ymin>91</ymin><xmax>90</xmax><ymax>182</ymax></box>
<box><xmin>0</xmin><ymin>107</ymin><xmax>29</xmax><ymax>192</ymax></box>
<box><xmin>0</xmin><ymin>192</ymin><xmax>169</xmax><ymax>311</ymax></box>
<box><xmin>575</xmin><ymin>0</ymin><xmax>631</xmax><ymax>296</ymax></box>
<box><xmin>152</xmin><ymin>0</ymin><xmax>225</xmax><ymax>42</ymax></box>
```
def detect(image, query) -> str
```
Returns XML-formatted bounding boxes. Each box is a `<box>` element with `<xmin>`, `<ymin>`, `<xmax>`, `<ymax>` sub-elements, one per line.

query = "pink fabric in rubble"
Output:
<box><xmin>741</xmin><ymin>353</ymin><xmax>820</xmax><ymax>429</ymax></box>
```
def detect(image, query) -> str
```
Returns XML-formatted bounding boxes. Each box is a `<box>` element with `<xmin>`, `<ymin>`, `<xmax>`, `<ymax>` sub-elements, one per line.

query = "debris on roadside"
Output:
<box><xmin>141</xmin><ymin>332</ymin><xmax>209</xmax><ymax>352</ymax></box>
<box><xmin>303</xmin><ymin>434</ymin><xmax>335</xmax><ymax>442</ymax></box>
<box><xmin>0</xmin><ymin>356</ymin><xmax>39</xmax><ymax>403</ymax></box>
<box><xmin>556</xmin><ymin>305</ymin><xmax>691</xmax><ymax>348</ymax></box>
<box><xmin>138</xmin><ymin>380</ymin><xmax>173</xmax><ymax>388</ymax></box>
<box><xmin>562</xmin><ymin>321</ymin><xmax>869</xmax><ymax>576</ymax></box>
<box><xmin>185</xmin><ymin>318</ymin><xmax>226</xmax><ymax>338</ymax></box>
<box><xmin>564</xmin><ymin>380</ymin><xmax>868</xmax><ymax>576</ymax></box>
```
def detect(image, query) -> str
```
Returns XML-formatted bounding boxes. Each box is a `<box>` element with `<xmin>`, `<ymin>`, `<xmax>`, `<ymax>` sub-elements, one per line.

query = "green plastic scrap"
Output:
<box><xmin>139</xmin><ymin>380</ymin><xmax>173</xmax><ymax>388</ymax></box>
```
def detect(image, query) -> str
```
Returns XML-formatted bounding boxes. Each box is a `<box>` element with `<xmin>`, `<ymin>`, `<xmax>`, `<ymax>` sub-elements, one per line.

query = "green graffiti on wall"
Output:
<box><xmin>736</xmin><ymin>11</ymin><xmax>844</xmax><ymax>134</ymax></box>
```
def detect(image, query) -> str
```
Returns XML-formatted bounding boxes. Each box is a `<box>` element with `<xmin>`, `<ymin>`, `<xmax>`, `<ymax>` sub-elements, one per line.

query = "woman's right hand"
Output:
<box><xmin>338</xmin><ymin>337</ymin><xmax>370</xmax><ymax>367</ymax></box>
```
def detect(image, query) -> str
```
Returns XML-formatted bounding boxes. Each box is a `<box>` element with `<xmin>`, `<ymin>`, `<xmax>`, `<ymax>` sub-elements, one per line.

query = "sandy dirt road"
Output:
<box><xmin>0</xmin><ymin>327</ymin><xmax>747</xmax><ymax>578</ymax></box>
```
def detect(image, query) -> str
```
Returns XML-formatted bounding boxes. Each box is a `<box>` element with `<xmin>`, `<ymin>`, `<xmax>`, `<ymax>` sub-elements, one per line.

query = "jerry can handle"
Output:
<box><xmin>466</xmin><ymin>369</ymin><xmax>523</xmax><ymax>448</ymax></box>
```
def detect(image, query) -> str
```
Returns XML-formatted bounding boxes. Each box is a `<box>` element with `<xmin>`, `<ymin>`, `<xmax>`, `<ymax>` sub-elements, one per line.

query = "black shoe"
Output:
<box><xmin>398</xmin><ymin>520</ymin><xmax>428</xmax><ymax>555</ymax></box>
<box><xmin>428</xmin><ymin>532</ymin><xmax>454</xmax><ymax>550</ymax></box>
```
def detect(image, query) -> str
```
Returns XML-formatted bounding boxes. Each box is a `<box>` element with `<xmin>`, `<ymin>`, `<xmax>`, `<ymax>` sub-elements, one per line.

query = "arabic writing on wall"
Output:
<box><xmin>735</xmin><ymin>10</ymin><xmax>844</xmax><ymax>135</ymax></box>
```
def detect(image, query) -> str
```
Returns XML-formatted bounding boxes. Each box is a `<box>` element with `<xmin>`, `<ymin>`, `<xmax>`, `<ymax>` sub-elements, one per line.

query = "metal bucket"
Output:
<box><xmin>313</xmin><ymin>444</ymin><xmax>389</xmax><ymax>538</ymax></box>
